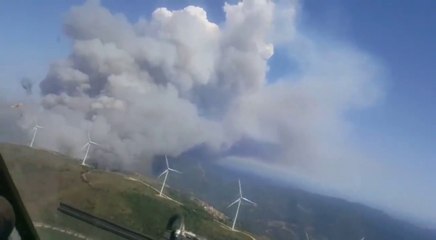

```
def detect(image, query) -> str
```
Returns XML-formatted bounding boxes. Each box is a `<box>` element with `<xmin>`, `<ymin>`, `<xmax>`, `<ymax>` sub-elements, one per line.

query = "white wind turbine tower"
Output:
<box><xmin>81</xmin><ymin>131</ymin><xmax>100</xmax><ymax>166</ymax></box>
<box><xmin>158</xmin><ymin>155</ymin><xmax>182</xmax><ymax>196</ymax></box>
<box><xmin>29</xmin><ymin>122</ymin><xmax>43</xmax><ymax>148</ymax></box>
<box><xmin>227</xmin><ymin>179</ymin><xmax>256</xmax><ymax>230</ymax></box>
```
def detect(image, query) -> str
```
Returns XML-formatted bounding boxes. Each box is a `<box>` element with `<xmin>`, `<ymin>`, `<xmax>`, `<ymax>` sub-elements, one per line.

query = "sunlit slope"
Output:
<box><xmin>0</xmin><ymin>143</ymin><xmax>258</xmax><ymax>240</ymax></box>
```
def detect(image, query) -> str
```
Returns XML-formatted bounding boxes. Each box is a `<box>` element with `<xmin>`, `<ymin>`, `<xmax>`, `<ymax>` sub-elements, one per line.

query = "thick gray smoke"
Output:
<box><xmin>6</xmin><ymin>0</ymin><xmax>382</xmax><ymax>180</ymax></box>
<box><xmin>13</xmin><ymin>0</ymin><xmax>381</xmax><ymax>169</ymax></box>
<box><xmin>4</xmin><ymin>0</ymin><xmax>436</xmax><ymax>228</ymax></box>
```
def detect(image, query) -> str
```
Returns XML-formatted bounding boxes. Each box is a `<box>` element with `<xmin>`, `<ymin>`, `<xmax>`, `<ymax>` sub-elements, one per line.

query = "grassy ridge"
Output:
<box><xmin>0</xmin><ymin>143</ymin><xmax>255</xmax><ymax>240</ymax></box>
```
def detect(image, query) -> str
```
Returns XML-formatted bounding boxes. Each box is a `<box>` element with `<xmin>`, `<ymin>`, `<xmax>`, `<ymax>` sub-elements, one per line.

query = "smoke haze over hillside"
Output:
<box><xmin>10</xmin><ymin>0</ymin><xmax>380</xmax><ymax>167</ymax></box>
<box><xmin>1</xmin><ymin>0</ymin><xmax>435</xmax><ymax>228</ymax></box>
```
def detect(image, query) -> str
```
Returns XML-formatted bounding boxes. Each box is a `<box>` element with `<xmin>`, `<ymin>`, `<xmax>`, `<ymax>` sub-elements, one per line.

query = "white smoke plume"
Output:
<box><xmin>3</xmin><ymin>0</ymin><xmax>436</xmax><ymax>228</ymax></box>
<box><xmin>7</xmin><ymin>0</ymin><xmax>381</xmax><ymax>169</ymax></box>
<box><xmin>5</xmin><ymin>0</ymin><xmax>390</xmax><ymax>212</ymax></box>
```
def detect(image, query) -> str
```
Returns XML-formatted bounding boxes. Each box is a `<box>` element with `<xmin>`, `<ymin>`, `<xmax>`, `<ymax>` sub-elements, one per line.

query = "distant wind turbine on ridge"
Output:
<box><xmin>81</xmin><ymin>131</ymin><xmax>100</xmax><ymax>166</ymax></box>
<box><xmin>29</xmin><ymin>122</ymin><xmax>43</xmax><ymax>148</ymax></box>
<box><xmin>227</xmin><ymin>179</ymin><xmax>256</xmax><ymax>230</ymax></box>
<box><xmin>158</xmin><ymin>155</ymin><xmax>181</xmax><ymax>196</ymax></box>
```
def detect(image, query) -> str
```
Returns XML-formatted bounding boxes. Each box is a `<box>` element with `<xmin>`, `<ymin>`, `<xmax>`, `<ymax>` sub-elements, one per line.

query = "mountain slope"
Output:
<box><xmin>165</xmin><ymin>156</ymin><xmax>436</xmax><ymax>240</ymax></box>
<box><xmin>0</xmin><ymin>143</ymin><xmax>258</xmax><ymax>240</ymax></box>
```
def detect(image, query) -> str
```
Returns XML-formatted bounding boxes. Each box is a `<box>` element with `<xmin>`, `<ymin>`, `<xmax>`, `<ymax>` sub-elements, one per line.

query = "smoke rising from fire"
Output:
<box><xmin>9</xmin><ymin>0</ymin><xmax>378</xmax><ymax>169</ymax></box>
<box><xmin>4</xmin><ymin>0</ymin><xmax>436</xmax><ymax>229</ymax></box>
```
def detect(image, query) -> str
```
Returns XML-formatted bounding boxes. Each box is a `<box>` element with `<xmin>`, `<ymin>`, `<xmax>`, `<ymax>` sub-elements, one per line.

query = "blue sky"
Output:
<box><xmin>1</xmin><ymin>0</ymin><xmax>435</xmax><ymax>227</ymax></box>
<box><xmin>301</xmin><ymin>0</ymin><xmax>436</xmax><ymax>169</ymax></box>
<box><xmin>304</xmin><ymin>1</ymin><xmax>433</xmax><ymax>168</ymax></box>
<box><xmin>299</xmin><ymin>0</ymin><xmax>436</xmax><ymax>224</ymax></box>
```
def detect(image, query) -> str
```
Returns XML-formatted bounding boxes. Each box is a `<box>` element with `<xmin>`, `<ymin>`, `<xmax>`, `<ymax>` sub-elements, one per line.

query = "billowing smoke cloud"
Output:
<box><xmin>20</xmin><ymin>78</ymin><xmax>33</xmax><ymax>95</ymax></box>
<box><xmin>28</xmin><ymin>0</ymin><xmax>380</xmax><ymax>165</ymax></box>
<box><xmin>5</xmin><ymin>0</ymin><xmax>383</xmax><ymax>183</ymax></box>
<box><xmin>25</xmin><ymin>0</ymin><xmax>286</xmax><ymax>164</ymax></box>
<box><xmin>5</xmin><ymin>0</ymin><xmax>436</xmax><ymax>228</ymax></box>
<box><xmin>14</xmin><ymin>0</ymin><xmax>436</xmax><ymax>224</ymax></box>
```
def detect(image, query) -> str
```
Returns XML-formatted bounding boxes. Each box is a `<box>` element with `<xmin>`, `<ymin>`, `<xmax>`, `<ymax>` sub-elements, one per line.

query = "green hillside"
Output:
<box><xmin>0</xmin><ymin>143</ymin><xmax>258</xmax><ymax>240</ymax></box>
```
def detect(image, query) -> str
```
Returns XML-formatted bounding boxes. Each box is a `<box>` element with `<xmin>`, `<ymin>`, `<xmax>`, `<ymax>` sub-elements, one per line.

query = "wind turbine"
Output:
<box><xmin>158</xmin><ymin>155</ymin><xmax>181</xmax><ymax>196</ymax></box>
<box><xmin>227</xmin><ymin>179</ymin><xmax>256</xmax><ymax>230</ymax></box>
<box><xmin>80</xmin><ymin>131</ymin><xmax>100</xmax><ymax>166</ymax></box>
<box><xmin>29</xmin><ymin>122</ymin><xmax>43</xmax><ymax>148</ymax></box>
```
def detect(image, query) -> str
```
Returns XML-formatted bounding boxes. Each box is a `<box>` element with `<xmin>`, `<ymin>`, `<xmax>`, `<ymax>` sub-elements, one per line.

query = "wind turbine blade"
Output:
<box><xmin>87</xmin><ymin>131</ymin><xmax>91</xmax><ymax>141</ymax></box>
<box><xmin>165</xmin><ymin>155</ymin><xmax>169</xmax><ymax>169</ymax></box>
<box><xmin>81</xmin><ymin>143</ymin><xmax>89</xmax><ymax>150</ymax></box>
<box><xmin>158</xmin><ymin>170</ymin><xmax>168</xmax><ymax>178</ymax></box>
<box><xmin>168</xmin><ymin>168</ymin><xmax>182</xmax><ymax>174</ymax></box>
<box><xmin>227</xmin><ymin>198</ymin><xmax>240</xmax><ymax>208</ymax></box>
<box><xmin>238</xmin><ymin>179</ymin><xmax>242</xmax><ymax>197</ymax></box>
<box><xmin>242</xmin><ymin>197</ymin><xmax>257</xmax><ymax>206</ymax></box>
<box><xmin>89</xmin><ymin>141</ymin><xmax>101</xmax><ymax>146</ymax></box>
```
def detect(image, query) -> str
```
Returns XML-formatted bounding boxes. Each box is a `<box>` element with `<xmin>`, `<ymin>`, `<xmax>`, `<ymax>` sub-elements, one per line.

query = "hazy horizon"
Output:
<box><xmin>1</xmin><ymin>0</ymin><xmax>435</xmax><ymax>229</ymax></box>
